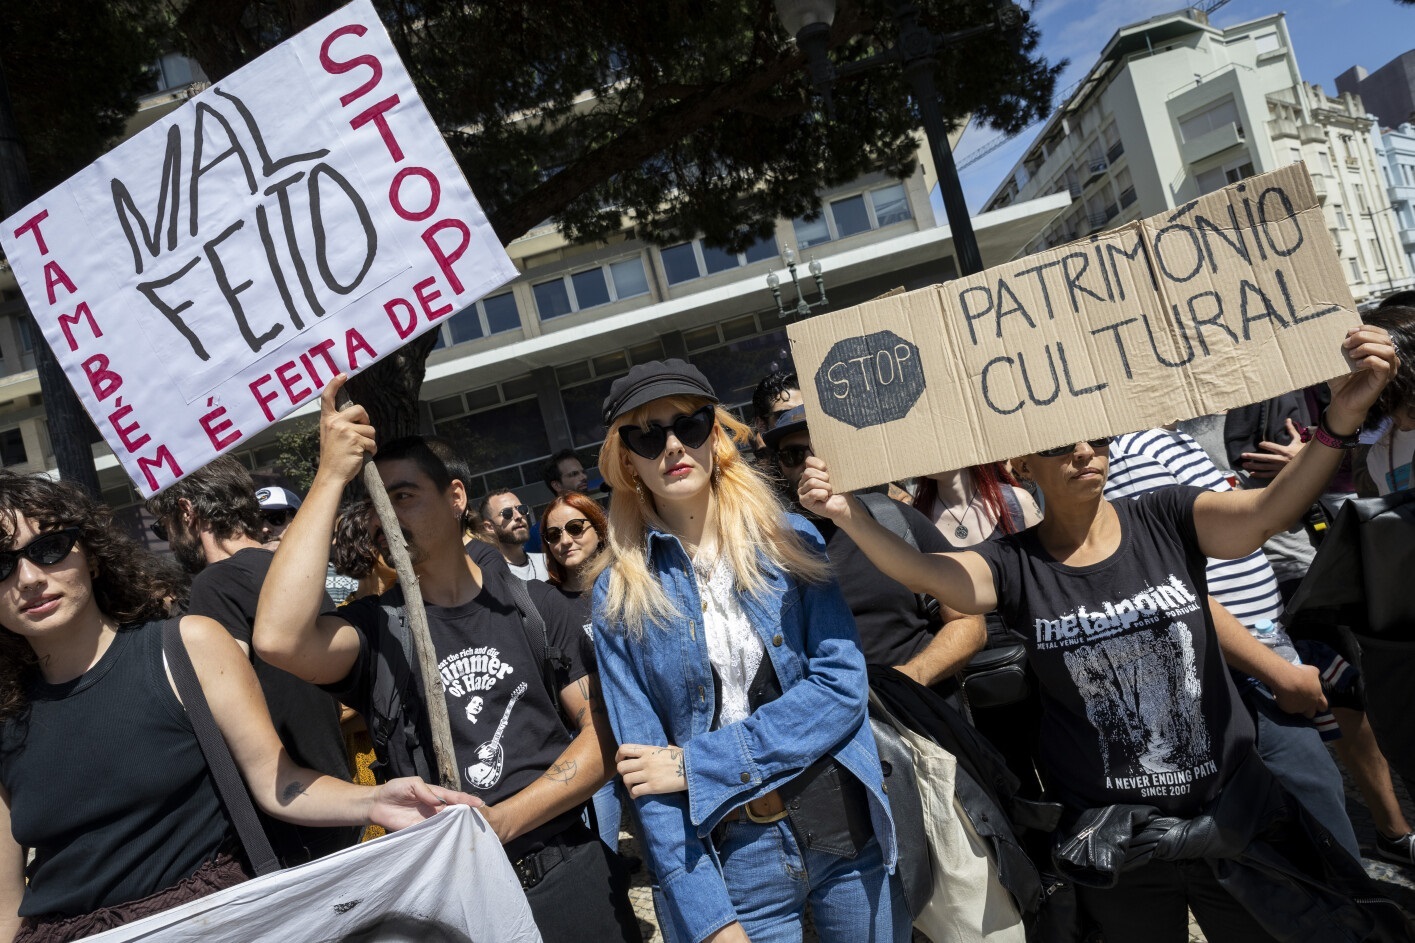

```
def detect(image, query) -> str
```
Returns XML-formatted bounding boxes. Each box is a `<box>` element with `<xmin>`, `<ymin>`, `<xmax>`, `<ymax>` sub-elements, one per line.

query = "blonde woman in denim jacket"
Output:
<box><xmin>587</xmin><ymin>360</ymin><xmax>908</xmax><ymax>943</ymax></box>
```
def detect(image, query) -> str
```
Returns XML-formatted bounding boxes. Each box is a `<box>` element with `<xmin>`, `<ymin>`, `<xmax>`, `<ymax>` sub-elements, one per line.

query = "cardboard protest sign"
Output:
<box><xmin>0</xmin><ymin>0</ymin><xmax>516</xmax><ymax>496</ymax></box>
<box><xmin>86</xmin><ymin>807</ymin><xmax>542</xmax><ymax>942</ymax></box>
<box><xmin>788</xmin><ymin>164</ymin><xmax>1359</xmax><ymax>492</ymax></box>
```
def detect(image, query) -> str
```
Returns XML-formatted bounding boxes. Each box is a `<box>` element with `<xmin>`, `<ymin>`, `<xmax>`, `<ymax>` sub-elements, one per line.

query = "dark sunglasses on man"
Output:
<box><xmin>149</xmin><ymin>520</ymin><xmax>169</xmax><ymax>542</ymax></box>
<box><xmin>1035</xmin><ymin>437</ymin><xmax>1113</xmax><ymax>458</ymax></box>
<box><xmin>497</xmin><ymin>504</ymin><xmax>533</xmax><ymax>522</ymax></box>
<box><xmin>776</xmin><ymin>444</ymin><xmax>814</xmax><ymax>468</ymax></box>
<box><xmin>264</xmin><ymin>509</ymin><xmax>295</xmax><ymax>529</ymax></box>
<box><xmin>0</xmin><ymin>528</ymin><xmax>81</xmax><ymax>582</ymax></box>
<box><xmin>543</xmin><ymin>518</ymin><xmax>592</xmax><ymax>544</ymax></box>
<box><xmin>618</xmin><ymin>405</ymin><xmax>715</xmax><ymax>460</ymax></box>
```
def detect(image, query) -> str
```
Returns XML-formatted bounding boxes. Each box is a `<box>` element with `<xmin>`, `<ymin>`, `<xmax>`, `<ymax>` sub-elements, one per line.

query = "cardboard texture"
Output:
<box><xmin>787</xmin><ymin>164</ymin><xmax>1359</xmax><ymax>493</ymax></box>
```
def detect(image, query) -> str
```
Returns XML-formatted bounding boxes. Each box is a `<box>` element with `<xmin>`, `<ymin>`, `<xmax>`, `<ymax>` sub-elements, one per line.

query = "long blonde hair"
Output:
<box><xmin>588</xmin><ymin>395</ymin><xmax>829</xmax><ymax>633</ymax></box>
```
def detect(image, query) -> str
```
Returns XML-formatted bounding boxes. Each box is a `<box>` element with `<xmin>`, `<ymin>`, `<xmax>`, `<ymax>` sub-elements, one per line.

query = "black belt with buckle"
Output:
<box><xmin>512</xmin><ymin>835</ymin><xmax>577</xmax><ymax>889</ymax></box>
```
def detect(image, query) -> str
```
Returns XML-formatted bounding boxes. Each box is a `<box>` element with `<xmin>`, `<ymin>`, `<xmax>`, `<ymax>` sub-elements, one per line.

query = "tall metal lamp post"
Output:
<box><xmin>774</xmin><ymin>0</ymin><xmax>1019</xmax><ymax>278</ymax></box>
<box><xmin>766</xmin><ymin>246</ymin><xmax>828</xmax><ymax>322</ymax></box>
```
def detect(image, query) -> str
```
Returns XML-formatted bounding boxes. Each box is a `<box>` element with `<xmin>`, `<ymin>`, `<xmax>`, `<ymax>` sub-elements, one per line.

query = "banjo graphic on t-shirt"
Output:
<box><xmin>465</xmin><ymin>682</ymin><xmax>528</xmax><ymax>789</ymax></box>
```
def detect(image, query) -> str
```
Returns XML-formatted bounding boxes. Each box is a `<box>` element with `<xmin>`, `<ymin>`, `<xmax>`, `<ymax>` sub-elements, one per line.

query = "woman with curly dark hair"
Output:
<box><xmin>0</xmin><ymin>473</ymin><xmax>475</xmax><ymax>943</ymax></box>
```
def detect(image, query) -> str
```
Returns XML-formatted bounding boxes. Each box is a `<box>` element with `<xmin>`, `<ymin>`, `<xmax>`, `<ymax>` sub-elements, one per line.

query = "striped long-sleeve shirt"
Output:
<box><xmin>1105</xmin><ymin>428</ymin><xmax>1284</xmax><ymax>628</ymax></box>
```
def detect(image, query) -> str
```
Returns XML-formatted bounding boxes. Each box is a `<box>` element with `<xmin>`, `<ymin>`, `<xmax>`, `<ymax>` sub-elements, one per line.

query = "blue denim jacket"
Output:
<box><xmin>591</xmin><ymin>514</ymin><xmax>897</xmax><ymax>943</ymax></box>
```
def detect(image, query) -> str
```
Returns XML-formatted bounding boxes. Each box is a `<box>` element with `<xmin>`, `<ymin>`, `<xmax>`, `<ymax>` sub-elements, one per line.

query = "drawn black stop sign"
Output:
<box><xmin>812</xmin><ymin>330</ymin><xmax>925</xmax><ymax>429</ymax></box>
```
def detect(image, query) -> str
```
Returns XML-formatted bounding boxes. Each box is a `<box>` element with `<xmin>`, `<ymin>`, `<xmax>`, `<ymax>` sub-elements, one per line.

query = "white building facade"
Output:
<box><xmin>984</xmin><ymin>8</ymin><xmax>1412</xmax><ymax>302</ymax></box>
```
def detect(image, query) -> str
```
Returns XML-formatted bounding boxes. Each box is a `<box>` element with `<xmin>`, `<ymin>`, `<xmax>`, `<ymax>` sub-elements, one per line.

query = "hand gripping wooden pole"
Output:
<box><xmin>338</xmin><ymin>390</ymin><xmax>461</xmax><ymax>791</ymax></box>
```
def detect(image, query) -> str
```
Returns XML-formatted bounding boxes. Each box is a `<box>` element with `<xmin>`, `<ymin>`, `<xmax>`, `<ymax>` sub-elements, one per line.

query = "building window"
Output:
<box><xmin>1335</xmin><ymin>205</ymin><xmax>1348</xmax><ymax>229</ymax></box>
<box><xmin>0</xmin><ymin>429</ymin><xmax>26</xmax><ymax>468</ymax></box>
<box><xmin>1370</xmin><ymin>239</ymin><xmax>1385</xmax><ymax>269</ymax></box>
<box><xmin>532</xmin><ymin>256</ymin><xmax>650</xmax><ymax>320</ymax></box>
<box><xmin>1349</xmin><ymin>258</ymin><xmax>1363</xmax><ymax>282</ymax></box>
<box><xmin>791</xmin><ymin>183</ymin><xmax>912</xmax><ymax>249</ymax></box>
<box><xmin>1289</xmin><ymin>147</ymin><xmax>1301</xmax><ymax>165</ymax></box>
<box><xmin>1320</xmin><ymin>152</ymin><xmax>1333</xmax><ymax>176</ymax></box>
<box><xmin>18</xmin><ymin>318</ymin><xmax>36</xmax><ymax>352</ymax></box>
<box><xmin>658</xmin><ymin>233</ymin><xmax>778</xmax><ymax>286</ymax></box>
<box><xmin>1253</xmin><ymin>32</ymin><xmax>1281</xmax><ymax>56</ymax></box>
<box><xmin>1354</xmin><ymin>183</ymin><xmax>1369</xmax><ymax>214</ymax></box>
<box><xmin>443</xmin><ymin>290</ymin><xmax>521</xmax><ymax>346</ymax></box>
<box><xmin>1195</xmin><ymin>158</ymin><xmax>1254</xmax><ymax>195</ymax></box>
<box><xmin>1178</xmin><ymin>97</ymin><xmax>1239</xmax><ymax>143</ymax></box>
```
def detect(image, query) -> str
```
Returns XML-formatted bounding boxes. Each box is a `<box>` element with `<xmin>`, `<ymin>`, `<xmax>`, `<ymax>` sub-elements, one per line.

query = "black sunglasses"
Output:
<box><xmin>263</xmin><ymin>509</ymin><xmax>295</xmax><ymax>528</ymax></box>
<box><xmin>618</xmin><ymin>405</ymin><xmax>715</xmax><ymax>460</ymax></box>
<box><xmin>497</xmin><ymin>504</ymin><xmax>532</xmax><ymax>522</ymax></box>
<box><xmin>544</xmin><ymin>518</ymin><xmax>593</xmax><ymax>544</ymax></box>
<box><xmin>149</xmin><ymin>520</ymin><xmax>169</xmax><ymax>542</ymax></box>
<box><xmin>0</xmin><ymin>528</ymin><xmax>82</xmax><ymax>582</ymax></box>
<box><xmin>776</xmin><ymin>444</ymin><xmax>814</xmax><ymax>468</ymax></box>
<box><xmin>1035</xmin><ymin>437</ymin><xmax>1113</xmax><ymax>458</ymax></box>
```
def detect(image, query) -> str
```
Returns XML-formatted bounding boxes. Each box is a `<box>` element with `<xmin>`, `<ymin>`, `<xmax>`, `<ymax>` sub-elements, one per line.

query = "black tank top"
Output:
<box><xmin>0</xmin><ymin>621</ymin><xmax>231</xmax><ymax>918</ymax></box>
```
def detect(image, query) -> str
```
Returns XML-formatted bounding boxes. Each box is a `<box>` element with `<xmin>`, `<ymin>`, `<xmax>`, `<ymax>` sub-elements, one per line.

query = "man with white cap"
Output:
<box><xmin>257</xmin><ymin>485</ymin><xmax>304</xmax><ymax>548</ymax></box>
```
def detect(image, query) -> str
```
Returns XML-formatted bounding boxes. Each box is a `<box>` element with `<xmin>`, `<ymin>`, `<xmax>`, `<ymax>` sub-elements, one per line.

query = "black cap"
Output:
<box><xmin>762</xmin><ymin>404</ymin><xmax>809</xmax><ymax>450</ymax></box>
<box><xmin>602</xmin><ymin>359</ymin><xmax>718</xmax><ymax>426</ymax></box>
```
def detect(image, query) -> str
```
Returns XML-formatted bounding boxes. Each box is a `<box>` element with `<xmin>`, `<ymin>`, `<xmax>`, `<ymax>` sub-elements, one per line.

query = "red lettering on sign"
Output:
<box><xmin>421</xmin><ymin>219</ymin><xmax>471</xmax><ymax>294</ymax></box>
<box><xmin>13</xmin><ymin>210</ymin><xmax>50</xmax><ymax>254</ymax></box>
<box><xmin>43</xmin><ymin>261</ymin><xmax>77</xmax><ymax>304</ymax></box>
<box><xmin>318</xmin><ymin>24</ymin><xmax>383</xmax><ymax>106</ymax></box>
<box><xmin>390</xmin><ymin>167</ymin><xmax>440</xmax><ymax>221</ymax></box>
<box><xmin>82</xmin><ymin>354</ymin><xmax>122</xmax><ymax>401</ymax></box>
<box><xmin>200</xmin><ymin>406</ymin><xmax>242</xmax><ymax>451</ymax></box>
<box><xmin>58</xmin><ymin>302</ymin><xmax>102</xmax><ymax>353</ymax></box>
<box><xmin>414</xmin><ymin>276</ymin><xmax>452</xmax><ymax>321</ymax></box>
<box><xmin>250</xmin><ymin>374</ymin><xmax>281</xmax><ymax>422</ymax></box>
<box><xmin>384</xmin><ymin>297</ymin><xmax>416</xmax><ymax>339</ymax></box>
<box><xmin>346</xmin><ymin>327</ymin><xmax>376</xmax><ymax>370</ymax></box>
<box><xmin>350</xmin><ymin>95</ymin><xmax>403</xmax><ymax>162</ymax></box>
<box><xmin>309</xmin><ymin>338</ymin><xmax>339</xmax><ymax>377</ymax></box>
<box><xmin>137</xmin><ymin>445</ymin><xmax>183</xmax><ymax>493</ymax></box>
<box><xmin>275</xmin><ymin>360</ymin><xmax>314</xmax><ymax>405</ymax></box>
<box><xmin>107</xmin><ymin>400</ymin><xmax>151</xmax><ymax>454</ymax></box>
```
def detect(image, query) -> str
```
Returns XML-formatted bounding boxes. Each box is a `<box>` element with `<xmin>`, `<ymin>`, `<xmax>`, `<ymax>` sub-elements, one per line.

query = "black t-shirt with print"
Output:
<box><xmin>971</xmin><ymin>487</ymin><xmax>1254</xmax><ymax>816</ymax></box>
<box><xmin>329</xmin><ymin>554</ymin><xmax>593</xmax><ymax>856</ymax></box>
<box><xmin>814</xmin><ymin>499</ymin><xmax>951</xmax><ymax>667</ymax></box>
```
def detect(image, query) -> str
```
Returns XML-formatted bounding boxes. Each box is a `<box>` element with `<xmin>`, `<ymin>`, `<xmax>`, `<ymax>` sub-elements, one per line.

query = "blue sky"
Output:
<box><xmin>947</xmin><ymin>0</ymin><xmax>1415</xmax><ymax>214</ymax></box>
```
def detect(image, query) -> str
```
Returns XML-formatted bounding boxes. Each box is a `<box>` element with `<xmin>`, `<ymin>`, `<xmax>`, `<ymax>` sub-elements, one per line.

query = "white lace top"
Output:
<box><xmin>694</xmin><ymin>556</ymin><xmax>764</xmax><ymax>729</ymax></box>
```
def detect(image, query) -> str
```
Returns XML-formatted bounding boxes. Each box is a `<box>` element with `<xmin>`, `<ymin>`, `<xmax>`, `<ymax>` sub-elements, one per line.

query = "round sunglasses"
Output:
<box><xmin>544</xmin><ymin>518</ymin><xmax>594</xmax><ymax>544</ymax></box>
<box><xmin>775</xmin><ymin>444</ymin><xmax>814</xmax><ymax>468</ymax></box>
<box><xmin>1035</xmin><ymin>437</ymin><xmax>1113</xmax><ymax>458</ymax></box>
<box><xmin>0</xmin><ymin>528</ymin><xmax>82</xmax><ymax>582</ymax></box>
<box><xmin>618</xmin><ymin>405</ymin><xmax>715</xmax><ymax>460</ymax></box>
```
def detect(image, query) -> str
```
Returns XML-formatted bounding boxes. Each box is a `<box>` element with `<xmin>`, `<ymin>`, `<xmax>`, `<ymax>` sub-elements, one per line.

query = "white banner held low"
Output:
<box><xmin>85</xmin><ymin>807</ymin><xmax>542</xmax><ymax>942</ymax></box>
<box><xmin>0</xmin><ymin>0</ymin><xmax>516</xmax><ymax>496</ymax></box>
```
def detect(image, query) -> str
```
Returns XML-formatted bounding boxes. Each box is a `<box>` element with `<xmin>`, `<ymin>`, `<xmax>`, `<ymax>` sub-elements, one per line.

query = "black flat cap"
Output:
<box><xmin>762</xmin><ymin>404</ymin><xmax>809</xmax><ymax>450</ymax></box>
<box><xmin>602</xmin><ymin>359</ymin><xmax>718</xmax><ymax>426</ymax></box>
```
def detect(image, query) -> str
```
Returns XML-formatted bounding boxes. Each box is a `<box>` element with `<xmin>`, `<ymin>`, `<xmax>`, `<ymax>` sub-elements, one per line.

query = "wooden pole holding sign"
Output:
<box><xmin>339</xmin><ymin>390</ymin><xmax>460</xmax><ymax>792</ymax></box>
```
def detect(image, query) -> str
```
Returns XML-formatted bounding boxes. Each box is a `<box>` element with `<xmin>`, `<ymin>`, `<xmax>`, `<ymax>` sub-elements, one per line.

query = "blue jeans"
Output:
<box><xmin>658</xmin><ymin>820</ymin><xmax>909</xmax><ymax>943</ymax></box>
<box><xmin>590</xmin><ymin>781</ymin><xmax>622</xmax><ymax>852</ymax></box>
<box><xmin>1246</xmin><ymin>689</ymin><xmax>1361</xmax><ymax>861</ymax></box>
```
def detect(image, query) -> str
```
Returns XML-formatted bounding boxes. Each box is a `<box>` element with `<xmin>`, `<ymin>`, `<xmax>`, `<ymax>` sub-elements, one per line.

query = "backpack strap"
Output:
<box><xmin>502</xmin><ymin>574</ymin><xmax>573</xmax><ymax>733</ymax></box>
<box><xmin>162</xmin><ymin>618</ymin><xmax>280</xmax><ymax>876</ymax></box>
<box><xmin>854</xmin><ymin>492</ymin><xmax>934</xmax><ymax>622</ymax></box>
<box><xmin>370</xmin><ymin>598</ymin><xmax>431</xmax><ymax>784</ymax></box>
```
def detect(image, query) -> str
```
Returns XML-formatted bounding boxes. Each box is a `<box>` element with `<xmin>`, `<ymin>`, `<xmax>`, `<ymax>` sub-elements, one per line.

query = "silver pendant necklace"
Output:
<box><xmin>942</xmin><ymin>478</ymin><xmax>976</xmax><ymax>541</ymax></box>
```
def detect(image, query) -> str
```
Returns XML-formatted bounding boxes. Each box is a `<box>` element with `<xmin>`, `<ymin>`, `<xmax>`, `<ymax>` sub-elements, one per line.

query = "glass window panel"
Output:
<box><xmin>592</xmin><ymin>351</ymin><xmax>628</xmax><ymax>374</ymax></box>
<box><xmin>465</xmin><ymin>385</ymin><xmax>502</xmax><ymax>411</ymax></box>
<box><xmin>742</xmin><ymin>233</ymin><xmax>777</xmax><ymax>264</ymax></box>
<box><xmin>688</xmin><ymin>329</ymin><xmax>790</xmax><ymax>410</ymax></box>
<box><xmin>684</xmin><ymin>325</ymin><xmax>719</xmax><ymax>351</ymax></box>
<box><xmin>660</xmin><ymin>243</ymin><xmax>701</xmax><ymax>284</ymax></box>
<box><xmin>533</xmin><ymin>278</ymin><xmax>573</xmax><ymax>319</ymax></box>
<box><xmin>556</xmin><ymin>361</ymin><xmax>593</xmax><ymax>385</ymax></box>
<box><xmin>561</xmin><ymin>375</ymin><xmax>621</xmax><ymax>447</ymax></box>
<box><xmin>0</xmin><ymin>429</ymin><xmax>26</xmax><ymax>467</ymax></box>
<box><xmin>447</xmin><ymin>307</ymin><xmax>484</xmax><ymax>344</ymax></box>
<box><xmin>609</xmin><ymin>258</ymin><xmax>649</xmax><ymax>298</ymax></box>
<box><xmin>429</xmin><ymin>395</ymin><xmax>465</xmax><ymax>421</ymax></box>
<box><xmin>483</xmin><ymin>292</ymin><xmax>520</xmax><ymax>334</ymax></box>
<box><xmin>436</xmin><ymin>399</ymin><xmax>550</xmax><ymax>476</ymax></box>
<box><xmin>701</xmin><ymin>243</ymin><xmax>739</xmax><ymax>275</ymax></box>
<box><xmin>502</xmin><ymin>375</ymin><xmax>539</xmax><ymax>400</ymax></box>
<box><xmin>831</xmin><ymin>194</ymin><xmax>871</xmax><ymax>237</ymax></box>
<box><xmin>870</xmin><ymin>185</ymin><xmax>912</xmax><ymax>227</ymax></box>
<box><xmin>571</xmin><ymin>268</ymin><xmax>611</xmax><ymax>309</ymax></box>
<box><xmin>792</xmin><ymin>214</ymin><xmax>831</xmax><ymax>248</ymax></box>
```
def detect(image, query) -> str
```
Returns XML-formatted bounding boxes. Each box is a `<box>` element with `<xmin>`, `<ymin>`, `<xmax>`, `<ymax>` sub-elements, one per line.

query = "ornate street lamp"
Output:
<box><xmin>774</xmin><ymin>0</ymin><xmax>1020</xmax><ymax>278</ymax></box>
<box><xmin>766</xmin><ymin>246</ymin><xmax>828</xmax><ymax>321</ymax></box>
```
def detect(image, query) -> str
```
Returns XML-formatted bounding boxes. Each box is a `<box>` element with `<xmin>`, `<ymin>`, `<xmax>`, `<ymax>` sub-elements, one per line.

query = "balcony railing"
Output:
<box><xmin>1119</xmin><ymin>185</ymin><xmax>1137</xmax><ymax>208</ymax></box>
<box><xmin>1106</xmin><ymin>141</ymin><xmax>1124</xmax><ymax>163</ymax></box>
<box><xmin>1085</xmin><ymin>158</ymin><xmax>1108</xmax><ymax>184</ymax></box>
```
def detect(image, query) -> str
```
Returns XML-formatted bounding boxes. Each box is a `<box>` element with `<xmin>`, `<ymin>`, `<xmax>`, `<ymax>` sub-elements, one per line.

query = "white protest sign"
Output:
<box><xmin>0</xmin><ymin>0</ymin><xmax>517</xmax><ymax>496</ymax></box>
<box><xmin>86</xmin><ymin>807</ymin><xmax>542</xmax><ymax>942</ymax></box>
<box><xmin>787</xmin><ymin>164</ymin><xmax>1360</xmax><ymax>492</ymax></box>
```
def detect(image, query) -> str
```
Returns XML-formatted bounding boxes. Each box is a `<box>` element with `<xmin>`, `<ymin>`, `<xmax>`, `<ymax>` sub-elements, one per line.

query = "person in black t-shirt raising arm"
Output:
<box><xmin>799</xmin><ymin>326</ymin><xmax>1402</xmax><ymax>943</ymax></box>
<box><xmin>251</xmin><ymin>376</ymin><xmax>641</xmax><ymax>943</ymax></box>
